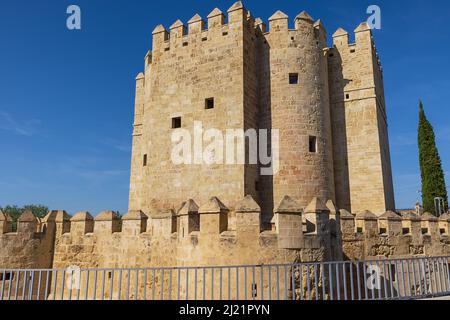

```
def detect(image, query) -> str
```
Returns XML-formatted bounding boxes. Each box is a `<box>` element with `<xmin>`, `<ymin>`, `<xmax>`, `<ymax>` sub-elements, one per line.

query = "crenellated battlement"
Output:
<box><xmin>0</xmin><ymin>210</ymin><xmax>55</xmax><ymax>270</ymax></box>
<box><xmin>339</xmin><ymin>210</ymin><xmax>450</xmax><ymax>260</ymax></box>
<box><xmin>21</xmin><ymin>196</ymin><xmax>331</xmax><ymax>251</ymax></box>
<box><xmin>52</xmin><ymin>195</ymin><xmax>336</xmax><ymax>267</ymax></box>
<box><xmin>329</xmin><ymin>22</ymin><xmax>383</xmax><ymax>87</ymax></box>
<box><xmin>150</xmin><ymin>2</ymin><xmax>247</xmax><ymax>57</ymax></box>
<box><xmin>147</xmin><ymin>2</ymin><xmax>336</xmax><ymax>65</ymax></box>
<box><xmin>2</xmin><ymin>198</ymin><xmax>450</xmax><ymax>270</ymax></box>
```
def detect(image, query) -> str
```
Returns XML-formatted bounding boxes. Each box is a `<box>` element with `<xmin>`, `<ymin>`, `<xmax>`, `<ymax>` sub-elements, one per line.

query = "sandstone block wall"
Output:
<box><xmin>129</xmin><ymin>2</ymin><xmax>254</xmax><ymax>214</ymax></box>
<box><xmin>1</xmin><ymin>202</ymin><xmax>450</xmax><ymax>300</ymax></box>
<box><xmin>128</xmin><ymin>2</ymin><xmax>395</xmax><ymax>221</ymax></box>
<box><xmin>340</xmin><ymin>211</ymin><xmax>450</xmax><ymax>261</ymax></box>
<box><xmin>328</xmin><ymin>23</ymin><xmax>395</xmax><ymax>214</ymax></box>
<box><xmin>2</xmin><ymin>201</ymin><xmax>449</xmax><ymax>273</ymax></box>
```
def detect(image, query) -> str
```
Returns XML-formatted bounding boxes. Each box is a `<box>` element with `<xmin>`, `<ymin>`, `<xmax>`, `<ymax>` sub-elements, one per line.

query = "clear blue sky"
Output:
<box><xmin>0</xmin><ymin>0</ymin><xmax>449</xmax><ymax>214</ymax></box>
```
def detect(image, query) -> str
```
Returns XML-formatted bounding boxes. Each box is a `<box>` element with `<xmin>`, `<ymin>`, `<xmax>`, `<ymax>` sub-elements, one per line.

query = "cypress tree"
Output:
<box><xmin>418</xmin><ymin>101</ymin><xmax>448</xmax><ymax>214</ymax></box>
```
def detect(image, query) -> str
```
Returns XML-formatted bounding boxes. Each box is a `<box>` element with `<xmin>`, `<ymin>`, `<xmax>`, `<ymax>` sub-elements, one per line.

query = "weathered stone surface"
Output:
<box><xmin>379</xmin><ymin>211</ymin><xmax>402</xmax><ymax>221</ymax></box>
<box><xmin>19</xmin><ymin>210</ymin><xmax>38</xmax><ymax>223</ymax></box>
<box><xmin>122</xmin><ymin>210</ymin><xmax>147</xmax><ymax>221</ymax></box>
<box><xmin>276</xmin><ymin>196</ymin><xmax>302</xmax><ymax>213</ymax></box>
<box><xmin>235</xmin><ymin>195</ymin><xmax>260</xmax><ymax>213</ymax></box>
<box><xmin>71</xmin><ymin>212</ymin><xmax>94</xmax><ymax>222</ymax></box>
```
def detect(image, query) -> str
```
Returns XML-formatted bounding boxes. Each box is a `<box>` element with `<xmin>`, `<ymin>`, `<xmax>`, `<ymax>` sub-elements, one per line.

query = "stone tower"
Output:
<box><xmin>129</xmin><ymin>2</ymin><xmax>395</xmax><ymax>221</ymax></box>
<box><xmin>328</xmin><ymin>23</ymin><xmax>395</xmax><ymax>214</ymax></box>
<box><xmin>128</xmin><ymin>2</ymin><xmax>259</xmax><ymax>215</ymax></box>
<box><xmin>258</xmin><ymin>11</ymin><xmax>335</xmax><ymax>223</ymax></box>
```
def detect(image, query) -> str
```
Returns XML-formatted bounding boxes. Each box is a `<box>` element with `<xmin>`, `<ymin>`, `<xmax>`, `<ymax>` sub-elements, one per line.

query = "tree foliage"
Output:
<box><xmin>418</xmin><ymin>101</ymin><xmax>448</xmax><ymax>214</ymax></box>
<box><xmin>0</xmin><ymin>204</ymin><xmax>49</xmax><ymax>222</ymax></box>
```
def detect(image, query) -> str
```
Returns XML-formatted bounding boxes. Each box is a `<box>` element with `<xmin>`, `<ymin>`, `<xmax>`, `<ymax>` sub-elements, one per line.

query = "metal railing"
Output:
<box><xmin>1</xmin><ymin>256</ymin><xmax>449</xmax><ymax>301</ymax></box>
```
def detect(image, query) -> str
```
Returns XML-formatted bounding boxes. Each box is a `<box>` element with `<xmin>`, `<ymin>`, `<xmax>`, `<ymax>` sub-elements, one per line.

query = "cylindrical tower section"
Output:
<box><xmin>266</xmin><ymin>11</ymin><xmax>335</xmax><ymax>214</ymax></box>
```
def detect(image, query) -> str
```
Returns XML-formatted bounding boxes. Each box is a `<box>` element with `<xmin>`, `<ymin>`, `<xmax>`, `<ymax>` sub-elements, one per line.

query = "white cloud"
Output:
<box><xmin>391</xmin><ymin>133</ymin><xmax>416</xmax><ymax>147</ymax></box>
<box><xmin>0</xmin><ymin>111</ymin><xmax>41</xmax><ymax>136</ymax></box>
<box><xmin>54</xmin><ymin>155</ymin><xmax>129</xmax><ymax>185</ymax></box>
<box><xmin>100</xmin><ymin>138</ymin><xmax>131</xmax><ymax>153</ymax></box>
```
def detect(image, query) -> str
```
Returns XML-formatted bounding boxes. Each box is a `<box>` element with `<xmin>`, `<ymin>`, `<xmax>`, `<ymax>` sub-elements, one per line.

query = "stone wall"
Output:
<box><xmin>0</xmin><ymin>210</ymin><xmax>55</xmax><ymax>270</ymax></box>
<box><xmin>328</xmin><ymin>22</ymin><xmax>395</xmax><ymax>214</ymax></box>
<box><xmin>129</xmin><ymin>2</ymin><xmax>255</xmax><ymax>214</ymax></box>
<box><xmin>0</xmin><ymin>196</ymin><xmax>334</xmax><ymax>273</ymax></box>
<box><xmin>128</xmin><ymin>2</ymin><xmax>394</xmax><ymax>221</ymax></box>
<box><xmin>52</xmin><ymin>195</ymin><xmax>332</xmax><ymax>271</ymax></box>
<box><xmin>1</xmin><ymin>202</ymin><xmax>450</xmax><ymax>300</ymax></box>
<box><xmin>2</xmin><ymin>201</ymin><xmax>450</xmax><ymax>272</ymax></box>
<box><xmin>340</xmin><ymin>211</ymin><xmax>450</xmax><ymax>261</ymax></box>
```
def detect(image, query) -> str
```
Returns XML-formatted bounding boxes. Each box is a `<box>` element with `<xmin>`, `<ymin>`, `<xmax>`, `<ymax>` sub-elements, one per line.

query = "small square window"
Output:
<box><xmin>350</xmin><ymin>49</ymin><xmax>356</xmax><ymax>53</ymax></box>
<box><xmin>182</xmin><ymin>42</ymin><xmax>188</xmax><ymax>47</ymax></box>
<box><xmin>421</xmin><ymin>228</ymin><xmax>429</xmax><ymax>235</ymax></box>
<box><xmin>172</xmin><ymin>117</ymin><xmax>181</xmax><ymax>129</ymax></box>
<box><xmin>329</xmin><ymin>53</ymin><xmax>334</xmax><ymax>58</ymax></box>
<box><xmin>202</xmin><ymin>37</ymin><xmax>207</xmax><ymax>42</ymax></box>
<box><xmin>289</xmin><ymin>73</ymin><xmax>299</xmax><ymax>85</ymax></box>
<box><xmin>164</xmin><ymin>47</ymin><xmax>170</xmax><ymax>52</ymax></box>
<box><xmin>356</xmin><ymin>227</ymin><xmax>363</xmax><ymax>234</ymax></box>
<box><xmin>402</xmin><ymin>228</ymin><xmax>410</xmax><ymax>235</ymax></box>
<box><xmin>309</xmin><ymin>136</ymin><xmax>317</xmax><ymax>153</ymax></box>
<box><xmin>440</xmin><ymin>229</ymin><xmax>446</xmax><ymax>235</ymax></box>
<box><xmin>143</xmin><ymin>154</ymin><xmax>148</xmax><ymax>167</ymax></box>
<box><xmin>222</xmin><ymin>31</ymin><xmax>228</xmax><ymax>36</ymax></box>
<box><xmin>379</xmin><ymin>228</ymin><xmax>387</xmax><ymax>235</ymax></box>
<box><xmin>205</xmin><ymin>98</ymin><xmax>214</xmax><ymax>110</ymax></box>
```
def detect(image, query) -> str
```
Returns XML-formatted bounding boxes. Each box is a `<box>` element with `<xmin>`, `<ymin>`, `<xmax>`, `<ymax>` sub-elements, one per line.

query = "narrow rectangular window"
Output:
<box><xmin>255</xmin><ymin>181</ymin><xmax>259</xmax><ymax>191</ymax></box>
<box><xmin>346</xmin><ymin>94</ymin><xmax>350</xmax><ymax>99</ymax></box>
<box><xmin>350</xmin><ymin>49</ymin><xmax>356</xmax><ymax>53</ymax></box>
<box><xmin>172</xmin><ymin>117</ymin><xmax>181</xmax><ymax>129</ymax></box>
<box><xmin>289</xmin><ymin>73</ymin><xmax>299</xmax><ymax>85</ymax></box>
<box><xmin>309</xmin><ymin>136</ymin><xmax>317</xmax><ymax>153</ymax></box>
<box><xmin>205</xmin><ymin>98</ymin><xmax>214</xmax><ymax>110</ymax></box>
<box><xmin>143</xmin><ymin>154</ymin><xmax>148</xmax><ymax>167</ymax></box>
<box><xmin>222</xmin><ymin>31</ymin><xmax>228</xmax><ymax>36</ymax></box>
<box><xmin>182</xmin><ymin>42</ymin><xmax>188</xmax><ymax>47</ymax></box>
